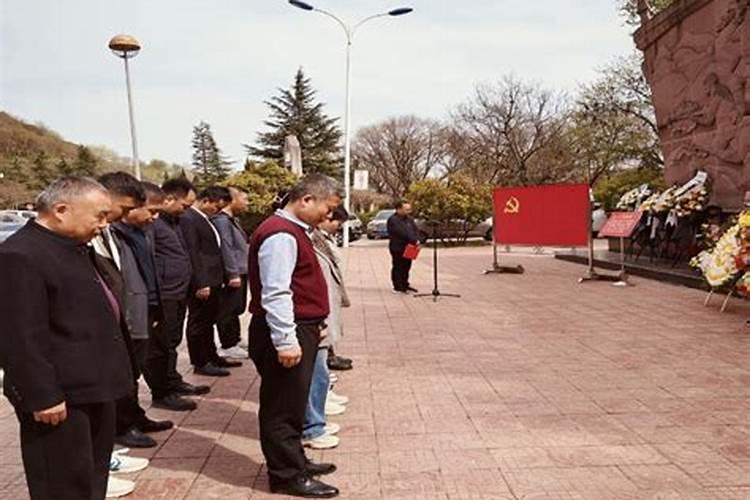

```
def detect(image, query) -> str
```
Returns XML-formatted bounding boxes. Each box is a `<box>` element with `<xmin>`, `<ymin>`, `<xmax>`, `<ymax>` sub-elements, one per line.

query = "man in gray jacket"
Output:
<box><xmin>212</xmin><ymin>186</ymin><xmax>250</xmax><ymax>359</ymax></box>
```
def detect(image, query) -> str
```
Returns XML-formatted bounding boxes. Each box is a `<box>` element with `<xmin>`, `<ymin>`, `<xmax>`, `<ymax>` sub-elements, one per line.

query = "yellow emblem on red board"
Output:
<box><xmin>504</xmin><ymin>196</ymin><xmax>520</xmax><ymax>214</ymax></box>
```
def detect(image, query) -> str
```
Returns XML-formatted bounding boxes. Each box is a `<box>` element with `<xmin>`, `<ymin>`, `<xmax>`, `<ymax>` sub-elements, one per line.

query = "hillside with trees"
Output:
<box><xmin>0</xmin><ymin>112</ymin><xmax>183</xmax><ymax>207</ymax></box>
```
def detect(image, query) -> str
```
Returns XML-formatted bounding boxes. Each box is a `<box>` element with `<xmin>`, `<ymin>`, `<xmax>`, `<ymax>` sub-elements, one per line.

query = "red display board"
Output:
<box><xmin>493</xmin><ymin>184</ymin><xmax>590</xmax><ymax>246</ymax></box>
<box><xmin>598</xmin><ymin>211</ymin><xmax>642</xmax><ymax>239</ymax></box>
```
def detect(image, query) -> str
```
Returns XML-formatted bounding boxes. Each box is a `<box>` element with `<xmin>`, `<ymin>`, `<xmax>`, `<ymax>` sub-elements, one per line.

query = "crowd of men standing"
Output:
<box><xmin>0</xmin><ymin>171</ymin><xmax>357</xmax><ymax>499</ymax></box>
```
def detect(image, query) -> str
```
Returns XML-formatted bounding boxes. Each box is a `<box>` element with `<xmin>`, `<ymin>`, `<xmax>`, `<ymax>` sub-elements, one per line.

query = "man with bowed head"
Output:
<box><xmin>0</xmin><ymin>177</ymin><xmax>132</xmax><ymax>500</ymax></box>
<box><xmin>248</xmin><ymin>174</ymin><xmax>342</xmax><ymax>498</ymax></box>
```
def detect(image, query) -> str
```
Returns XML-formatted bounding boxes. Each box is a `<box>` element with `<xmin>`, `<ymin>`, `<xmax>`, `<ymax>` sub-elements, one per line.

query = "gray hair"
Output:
<box><xmin>288</xmin><ymin>174</ymin><xmax>343</xmax><ymax>202</ymax></box>
<box><xmin>36</xmin><ymin>176</ymin><xmax>109</xmax><ymax>213</ymax></box>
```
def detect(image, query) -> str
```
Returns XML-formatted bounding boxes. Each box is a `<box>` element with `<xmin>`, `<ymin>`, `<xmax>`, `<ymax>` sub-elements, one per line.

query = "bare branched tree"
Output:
<box><xmin>450</xmin><ymin>75</ymin><xmax>572</xmax><ymax>186</ymax></box>
<box><xmin>575</xmin><ymin>53</ymin><xmax>663</xmax><ymax>177</ymax></box>
<box><xmin>352</xmin><ymin>116</ymin><xmax>445</xmax><ymax>200</ymax></box>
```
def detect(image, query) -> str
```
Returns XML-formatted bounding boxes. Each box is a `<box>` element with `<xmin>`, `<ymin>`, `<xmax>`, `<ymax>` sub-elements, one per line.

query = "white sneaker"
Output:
<box><xmin>106</xmin><ymin>477</ymin><xmax>135</xmax><ymax>498</ymax></box>
<box><xmin>329</xmin><ymin>373</ymin><xmax>339</xmax><ymax>384</ymax></box>
<box><xmin>218</xmin><ymin>345</ymin><xmax>248</xmax><ymax>359</ymax></box>
<box><xmin>302</xmin><ymin>432</ymin><xmax>340</xmax><ymax>449</ymax></box>
<box><xmin>327</xmin><ymin>390</ymin><xmax>349</xmax><ymax>406</ymax></box>
<box><xmin>110</xmin><ymin>453</ymin><xmax>149</xmax><ymax>474</ymax></box>
<box><xmin>325</xmin><ymin>422</ymin><xmax>340</xmax><ymax>435</ymax></box>
<box><xmin>325</xmin><ymin>401</ymin><xmax>346</xmax><ymax>416</ymax></box>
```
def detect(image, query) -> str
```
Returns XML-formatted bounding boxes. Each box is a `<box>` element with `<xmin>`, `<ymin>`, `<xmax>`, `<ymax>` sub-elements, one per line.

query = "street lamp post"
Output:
<box><xmin>288</xmin><ymin>1</ymin><xmax>413</xmax><ymax>247</ymax></box>
<box><xmin>109</xmin><ymin>34</ymin><xmax>142</xmax><ymax>180</ymax></box>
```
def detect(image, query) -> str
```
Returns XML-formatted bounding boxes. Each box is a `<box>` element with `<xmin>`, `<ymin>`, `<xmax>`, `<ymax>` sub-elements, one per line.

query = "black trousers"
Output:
<box><xmin>249</xmin><ymin>316</ymin><xmax>321</xmax><ymax>483</ymax></box>
<box><xmin>390</xmin><ymin>250</ymin><xmax>413</xmax><ymax>291</ymax></box>
<box><xmin>144</xmin><ymin>306</ymin><xmax>175</xmax><ymax>399</ymax></box>
<box><xmin>18</xmin><ymin>401</ymin><xmax>115</xmax><ymax>500</ymax></box>
<box><xmin>186</xmin><ymin>287</ymin><xmax>221</xmax><ymax>368</ymax></box>
<box><xmin>217</xmin><ymin>275</ymin><xmax>248</xmax><ymax>349</ymax></box>
<box><xmin>115</xmin><ymin>338</ymin><xmax>148</xmax><ymax>435</ymax></box>
<box><xmin>156</xmin><ymin>298</ymin><xmax>188</xmax><ymax>391</ymax></box>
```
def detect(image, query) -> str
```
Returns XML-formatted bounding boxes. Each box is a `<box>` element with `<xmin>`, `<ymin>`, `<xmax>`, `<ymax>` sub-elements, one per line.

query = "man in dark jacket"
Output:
<box><xmin>212</xmin><ymin>186</ymin><xmax>250</xmax><ymax>359</ymax></box>
<box><xmin>181</xmin><ymin>186</ymin><xmax>240</xmax><ymax>376</ymax></box>
<box><xmin>0</xmin><ymin>176</ymin><xmax>132</xmax><ymax>500</ymax></box>
<box><xmin>116</xmin><ymin>182</ymin><xmax>199</xmax><ymax>413</ymax></box>
<box><xmin>151</xmin><ymin>179</ymin><xmax>211</xmax><ymax>400</ymax></box>
<box><xmin>95</xmin><ymin>172</ymin><xmax>172</xmax><ymax>451</ymax></box>
<box><xmin>386</xmin><ymin>201</ymin><xmax>420</xmax><ymax>293</ymax></box>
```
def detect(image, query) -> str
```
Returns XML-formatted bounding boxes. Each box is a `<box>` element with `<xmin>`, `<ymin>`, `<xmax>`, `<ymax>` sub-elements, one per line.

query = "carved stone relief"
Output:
<box><xmin>637</xmin><ymin>0</ymin><xmax>749</xmax><ymax>208</ymax></box>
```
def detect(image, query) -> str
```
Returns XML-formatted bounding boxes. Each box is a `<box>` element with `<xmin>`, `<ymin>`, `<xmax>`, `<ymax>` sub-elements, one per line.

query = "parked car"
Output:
<box><xmin>366</xmin><ymin>209</ymin><xmax>395</xmax><ymax>239</ymax></box>
<box><xmin>1</xmin><ymin>209</ymin><xmax>37</xmax><ymax>220</ymax></box>
<box><xmin>415</xmin><ymin>217</ymin><xmax>493</xmax><ymax>243</ymax></box>
<box><xmin>0</xmin><ymin>213</ymin><xmax>26</xmax><ymax>244</ymax></box>
<box><xmin>335</xmin><ymin>213</ymin><xmax>364</xmax><ymax>246</ymax></box>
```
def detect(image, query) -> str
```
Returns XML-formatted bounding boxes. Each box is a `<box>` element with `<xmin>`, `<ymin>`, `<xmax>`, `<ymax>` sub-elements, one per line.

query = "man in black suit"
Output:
<box><xmin>387</xmin><ymin>201</ymin><xmax>420</xmax><ymax>293</ymax></box>
<box><xmin>0</xmin><ymin>176</ymin><xmax>132</xmax><ymax>500</ymax></box>
<box><xmin>181</xmin><ymin>186</ymin><xmax>241</xmax><ymax>376</ymax></box>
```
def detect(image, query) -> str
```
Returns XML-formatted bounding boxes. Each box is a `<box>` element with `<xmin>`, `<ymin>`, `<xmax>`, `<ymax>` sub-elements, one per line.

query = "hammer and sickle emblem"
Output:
<box><xmin>504</xmin><ymin>196</ymin><xmax>520</xmax><ymax>214</ymax></box>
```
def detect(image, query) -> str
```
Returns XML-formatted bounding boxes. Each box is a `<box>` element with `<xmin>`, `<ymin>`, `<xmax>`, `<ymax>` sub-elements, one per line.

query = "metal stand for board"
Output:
<box><xmin>578</xmin><ymin>220</ymin><xmax>619</xmax><ymax>284</ymax></box>
<box><xmin>611</xmin><ymin>237</ymin><xmax>633</xmax><ymax>287</ymax></box>
<box><xmin>483</xmin><ymin>239</ymin><xmax>524</xmax><ymax>275</ymax></box>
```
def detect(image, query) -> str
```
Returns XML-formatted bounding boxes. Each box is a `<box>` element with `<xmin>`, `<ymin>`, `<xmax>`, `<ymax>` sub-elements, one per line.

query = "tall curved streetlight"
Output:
<box><xmin>109</xmin><ymin>34</ymin><xmax>142</xmax><ymax>180</ymax></box>
<box><xmin>288</xmin><ymin>1</ymin><xmax>413</xmax><ymax>247</ymax></box>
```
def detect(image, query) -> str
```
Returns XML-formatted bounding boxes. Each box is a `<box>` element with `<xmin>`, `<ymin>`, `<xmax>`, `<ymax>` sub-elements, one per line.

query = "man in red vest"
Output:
<box><xmin>248</xmin><ymin>174</ymin><xmax>342</xmax><ymax>498</ymax></box>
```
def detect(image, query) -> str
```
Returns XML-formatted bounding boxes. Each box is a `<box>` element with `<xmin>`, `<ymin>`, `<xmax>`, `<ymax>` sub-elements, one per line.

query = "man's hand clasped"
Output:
<box><xmin>33</xmin><ymin>401</ymin><xmax>67</xmax><ymax>426</ymax></box>
<box><xmin>278</xmin><ymin>346</ymin><xmax>302</xmax><ymax>368</ymax></box>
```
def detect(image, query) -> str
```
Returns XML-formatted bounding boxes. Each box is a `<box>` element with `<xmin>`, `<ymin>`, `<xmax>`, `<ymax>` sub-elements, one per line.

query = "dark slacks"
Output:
<box><xmin>18</xmin><ymin>401</ymin><xmax>115</xmax><ymax>500</ymax></box>
<box><xmin>144</xmin><ymin>306</ymin><xmax>175</xmax><ymax>399</ymax></box>
<box><xmin>115</xmin><ymin>338</ymin><xmax>148</xmax><ymax>435</ymax></box>
<box><xmin>217</xmin><ymin>275</ymin><xmax>248</xmax><ymax>349</ymax></box>
<box><xmin>249</xmin><ymin>315</ymin><xmax>321</xmax><ymax>483</ymax></box>
<box><xmin>156</xmin><ymin>298</ymin><xmax>188</xmax><ymax>391</ymax></box>
<box><xmin>186</xmin><ymin>287</ymin><xmax>221</xmax><ymax>368</ymax></box>
<box><xmin>390</xmin><ymin>250</ymin><xmax>413</xmax><ymax>291</ymax></box>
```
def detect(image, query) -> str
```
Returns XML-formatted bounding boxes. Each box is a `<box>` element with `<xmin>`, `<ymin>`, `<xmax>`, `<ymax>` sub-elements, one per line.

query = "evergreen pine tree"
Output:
<box><xmin>71</xmin><ymin>145</ymin><xmax>98</xmax><ymax>177</ymax></box>
<box><xmin>191</xmin><ymin>121</ymin><xmax>232</xmax><ymax>188</ymax></box>
<box><xmin>246</xmin><ymin>68</ymin><xmax>342</xmax><ymax>177</ymax></box>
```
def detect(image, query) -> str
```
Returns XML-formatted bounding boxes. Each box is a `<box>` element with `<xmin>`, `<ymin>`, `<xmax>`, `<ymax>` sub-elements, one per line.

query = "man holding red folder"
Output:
<box><xmin>387</xmin><ymin>201</ymin><xmax>420</xmax><ymax>294</ymax></box>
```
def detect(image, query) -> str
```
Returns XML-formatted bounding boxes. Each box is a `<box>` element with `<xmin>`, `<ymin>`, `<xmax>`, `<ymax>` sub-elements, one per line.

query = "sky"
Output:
<box><xmin>0</xmin><ymin>0</ymin><xmax>637</xmax><ymax>168</ymax></box>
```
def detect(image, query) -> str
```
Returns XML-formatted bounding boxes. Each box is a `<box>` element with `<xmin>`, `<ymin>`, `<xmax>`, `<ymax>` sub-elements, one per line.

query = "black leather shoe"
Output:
<box><xmin>152</xmin><ymin>393</ymin><xmax>198</xmax><ymax>412</ymax></box>
<box><xmin>115</xmin><ymin>428</ymin><xmax>157</xmax><ymax>448</ymax></box>
<box><xmin>327</xmin><ymin>356</ymin><xmax>352</xmax><ymax>371</ymax></box>
<box><xmin>172</xmin><ymin>382</ymin><xmax>211</xmax><ymax>396</ymax></box>
<box><xmin>194</xmin><ymin>362</ymin><xmax>230</xmax><ymax>377</ymax></box>
<box><xmin>214</xmin><ymin>357</ymin><xmax>243</xmax><ymax>368</ymax></box>
<box><xmin>406</xmin><ymin>286</ymin><xmax>419</xmax><ymax>293</ymax></box>
<box><xmin>136</xmin><ymin>417</ymin><xmax>174</xmax><ymax>433</ymax></box>
<box><xmin>305</xmin><ymin>460</ymin><xmax>337</xmax><ymax>476</ymax></box>
<box><xmin>270</xmin><ymin>476</ymin><xmax>339</xmax><ymax>498</ymax></box>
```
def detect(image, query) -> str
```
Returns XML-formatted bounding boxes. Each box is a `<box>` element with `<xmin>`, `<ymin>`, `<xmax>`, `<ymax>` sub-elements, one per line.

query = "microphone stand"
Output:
<box><xmin>414</xmin><ymin>221</ymin><xmax>461</xmax><ymax>302</ymax></box>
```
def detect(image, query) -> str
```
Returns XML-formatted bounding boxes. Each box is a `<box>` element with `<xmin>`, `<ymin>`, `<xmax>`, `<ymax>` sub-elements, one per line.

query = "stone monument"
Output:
<box><xmin>635</xmin><ymin>0</ymin><xmax>749</xmax><ymax>209</ymax></box>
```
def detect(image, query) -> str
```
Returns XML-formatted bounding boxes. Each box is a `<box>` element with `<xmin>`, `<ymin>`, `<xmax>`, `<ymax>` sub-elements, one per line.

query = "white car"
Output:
<box><xmin>0</xmin><ymin>212</ymin><xmax>26</xmax><ymax>244</ymax></box>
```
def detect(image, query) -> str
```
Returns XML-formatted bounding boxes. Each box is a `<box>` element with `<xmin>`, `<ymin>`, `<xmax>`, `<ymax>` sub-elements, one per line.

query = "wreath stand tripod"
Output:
<box><xmin>414</xmin><ymin>222</ymin><xmax>461</xmax><ymax>302</ymax></box>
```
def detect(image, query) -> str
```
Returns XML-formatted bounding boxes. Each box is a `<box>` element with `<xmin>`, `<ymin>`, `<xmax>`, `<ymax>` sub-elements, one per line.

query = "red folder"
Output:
<box><xmin>403</xmin><ymin>243</ymin><xmax>420</xmax><ymax>260</ymax></box>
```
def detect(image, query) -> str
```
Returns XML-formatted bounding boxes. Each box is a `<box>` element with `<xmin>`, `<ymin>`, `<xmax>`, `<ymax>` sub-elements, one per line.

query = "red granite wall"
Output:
<box><xmin>635</xmin><ymin>0</ymin><xmax>749</xmax><ymax>209</ymax></box>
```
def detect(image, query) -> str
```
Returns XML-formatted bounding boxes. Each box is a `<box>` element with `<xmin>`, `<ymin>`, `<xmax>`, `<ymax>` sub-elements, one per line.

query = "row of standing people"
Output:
<box><xmin>0</xmin><ymin>173</ymin><xmax>255</xmax><ymax>499</ymax></box>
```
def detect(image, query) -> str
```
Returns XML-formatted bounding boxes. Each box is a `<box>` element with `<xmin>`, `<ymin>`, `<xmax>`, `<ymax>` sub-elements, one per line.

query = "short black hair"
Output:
<box><xmin>98</xmin><ymin>171</ymin><xmax>146</xmax><ymax>204</ymax></box>
<box><xmin>161</xmin><ymin>178</ymin><xmax>195</xmax><ymax>198</ymax></box>
<box><xmin>198</xmin><ymin>186</ymin><xmax>232</xmax><ymax>203</ymax></box>
<box><xmin>331</xmin><ymin>206</ymin><xmax>349</xmax><ymax>223</ymax></box>
<box><xmin>394</xmin><ymin>200</ymin><xmax>408</xmax><ymax>210</ymax></box>
<box><xmin>141</xmin><ymin>182</ymin><xmax>166</xmax><ymax>202</ymax></box>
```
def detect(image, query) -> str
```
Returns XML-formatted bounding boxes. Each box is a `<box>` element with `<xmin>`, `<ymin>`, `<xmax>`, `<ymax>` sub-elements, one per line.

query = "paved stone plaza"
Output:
<box><xmin>3</xmin><ymin>244</ymin><xmax>750</xmax><ymax>499</ymax></box>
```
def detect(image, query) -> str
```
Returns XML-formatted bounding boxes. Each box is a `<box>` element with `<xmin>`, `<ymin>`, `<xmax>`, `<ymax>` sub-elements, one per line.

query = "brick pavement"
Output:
<box><xmin>2</xmin><ymin>243</ymin><xmax>750</xmax><ymax>499</ymax></box>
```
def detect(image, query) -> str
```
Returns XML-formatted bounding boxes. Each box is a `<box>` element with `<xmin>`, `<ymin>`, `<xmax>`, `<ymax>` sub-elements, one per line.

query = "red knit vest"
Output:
<box><xmin>248</xmin><ymin>214</ymin><xmax>330</xmax><ymax>320</ymax></box>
